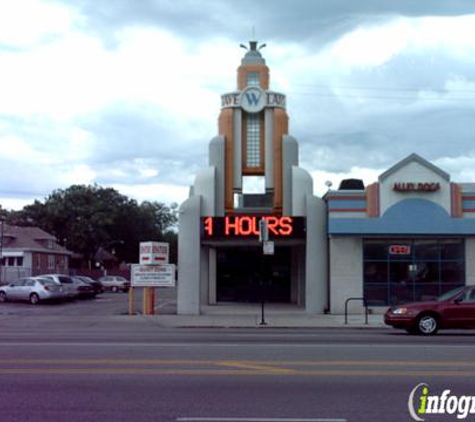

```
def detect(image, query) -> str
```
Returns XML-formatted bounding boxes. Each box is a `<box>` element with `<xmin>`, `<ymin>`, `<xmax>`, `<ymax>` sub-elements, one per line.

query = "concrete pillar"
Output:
<box><xmin>208</xmin><ymin>248</ymin><xmax>217</xmax><ymax>304</ymax></box>
<box><xmin>209</xmin><ymin>136</ymin><xmax>225</xmax><ymax>217</ymax></box>
<box><xmin>305</xmin><ymin>195</ymin><xmax>328</xmax><ymax>314</ymax></box>
<box><xmin>177</xmin><ymin>195</ymin><xmax>201</xmax><ymax>315</ymax></box>
<box><xmin>282</xmin><ymin>136</ymin><xmax>299</xmax><ymax>216</ymax></box>
<box><xmin>466</xmin><ymin>238</ymin><xmax>475</xmax><ymax>286</ymax></box>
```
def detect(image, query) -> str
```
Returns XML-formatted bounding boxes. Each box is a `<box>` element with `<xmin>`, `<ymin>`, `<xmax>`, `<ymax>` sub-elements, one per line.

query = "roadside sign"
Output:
<box><xmin>131</xmin><ymin>264</ymin><xmax>176</xmax><ymax>287</ymax></box>
<box><xmin>263</xmin><ymin>241</ymin><xmax>274</xmax><ymax>255</ymax></box>
<box><xmin>139</xmin><ymin>242</ymin><xmax>169</xmax><ymax>264</ymax></box>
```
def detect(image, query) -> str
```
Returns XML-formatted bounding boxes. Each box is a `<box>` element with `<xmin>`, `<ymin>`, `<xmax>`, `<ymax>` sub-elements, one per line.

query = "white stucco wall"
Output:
<box><xmin>194</xmin><ymin>167</ymin><xmax>216</xmax><ymax>217</ymax></box>
<box><xmin>466</xmin><ymin>238</ymin><xmax>475</xmax><ymax>286</ymax></box>
<box><xmin>329</xmin><ymin>237</ymin><xmax>363</xmax><ymax>314</ymax></box>
<box><xmin>380</xmin><ymin>161</ymin><xmax>451</xmax><ymax>215</ymax></box>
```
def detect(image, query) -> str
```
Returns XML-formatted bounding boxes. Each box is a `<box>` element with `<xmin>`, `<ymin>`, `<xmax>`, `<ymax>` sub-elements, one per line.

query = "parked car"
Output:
<box><xmin>0</xmin><ymin>276</ymin><xmax>67</xmax><ymax>304</ymax></box>
<box><xmin>98</xmin><ymin>275</ymin><xmax>130</xmax><ymax>293</ymax></box>
<box><xmin>39</xmin><ymin>274</ymin><xmax>94</xmax><ymax>299</ymax></box>
<box><xmin>73</xmin><ymin>276</ymin><xmax>104</xmax><ymax>295</ymax></box>
<box><xmin>384</xmin><ymin>286</ymin><xmax>475</xmax><ymax>335</ymax></box>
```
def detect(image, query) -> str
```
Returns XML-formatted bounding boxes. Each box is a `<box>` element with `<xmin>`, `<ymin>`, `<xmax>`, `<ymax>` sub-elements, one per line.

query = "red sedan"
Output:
<box><xmin>384</xmin><ymin>286</ymin><xmax>475</xmax><ymax>335</ymax></box>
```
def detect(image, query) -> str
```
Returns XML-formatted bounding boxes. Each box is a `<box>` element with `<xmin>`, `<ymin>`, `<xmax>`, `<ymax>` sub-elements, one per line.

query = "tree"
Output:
<box><xmin>7</xmin><ymin>185</ymin><xmax>178</xmax><ymax>267</ymax></box>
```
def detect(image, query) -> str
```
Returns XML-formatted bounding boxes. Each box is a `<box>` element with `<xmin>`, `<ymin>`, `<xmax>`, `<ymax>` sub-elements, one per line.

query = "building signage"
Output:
<box><xmin>393</xmin><ymin>182</ymin><xmax>441</xmax><ymax>192</ymax></box>
<box><xmin>131</xmin><ymin>264</ymin><xmax>176</xmax><ymax>287</ymax></box>
<box><xmin>221</xmin><ymin>89</ymin><xmax>286</xmax><ymax>111</ymax></box>
<box><xmin>389</xmin><ymin>245</ymin><xmax>411</xmax><ymax>255</ymax></box>
<box><xmin>139</xmin><ymin>242</ymin><xmax>169</xmax><ymax>264</ymax></box>
<box><xmin>201</xmin><ymin>216</ymin><xmax>305</xmax><ymax>240</ymax></box>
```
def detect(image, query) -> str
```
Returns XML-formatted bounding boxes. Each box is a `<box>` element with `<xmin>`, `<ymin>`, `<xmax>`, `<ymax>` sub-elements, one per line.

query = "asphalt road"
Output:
<box><xmin>1</xmin><ymin>294</ymin><xmax>475</xmax><ymax>422</ymax></box>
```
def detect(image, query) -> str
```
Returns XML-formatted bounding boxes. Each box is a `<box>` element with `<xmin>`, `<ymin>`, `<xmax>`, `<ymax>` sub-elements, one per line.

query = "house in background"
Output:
<box><xmin>0</xmin><ymin>224</ymin><xmax>72</xmax><ymax>283</ymax></box>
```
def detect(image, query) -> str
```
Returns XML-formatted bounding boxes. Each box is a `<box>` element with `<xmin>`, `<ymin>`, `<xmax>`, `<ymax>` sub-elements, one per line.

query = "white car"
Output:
<box><xmin>0</xmin><ymin>277</ymin><xmax>67</xmax><ymax>304</ymax></box>
<box><xmin>98</xmin><ymin>276</ymin><xmax>130</xmax><ymax>293</ymax></box>
<box><xmin>38</xmin><ymin>274</ymin><xmax>94</xmax><ymax>299</ymax></box>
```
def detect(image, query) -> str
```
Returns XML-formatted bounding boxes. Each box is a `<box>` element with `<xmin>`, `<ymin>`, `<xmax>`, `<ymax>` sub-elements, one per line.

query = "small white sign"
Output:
<box><xmin>263</xmin><ymin>241</ymin><xmax>274</xmax><ymax>255</ymax></box>
<box><xmin>131</xmin><ymin>264</ymin><xmax>176</xmax><ymax>287</ymax></box>
<box><xmin>139</xmin><ymin>242</ymin><xmax>169</xmax><ymax>265</ymax></box>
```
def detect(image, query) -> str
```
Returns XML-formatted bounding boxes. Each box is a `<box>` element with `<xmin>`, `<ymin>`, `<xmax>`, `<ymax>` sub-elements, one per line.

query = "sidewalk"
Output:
<box><xmin>145</xmin><ymin>303</ymin><xmax>388</xmax><ymax>328</ymax></box>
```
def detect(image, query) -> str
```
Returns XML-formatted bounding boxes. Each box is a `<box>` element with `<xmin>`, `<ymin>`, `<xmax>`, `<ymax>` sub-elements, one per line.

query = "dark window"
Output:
<box><xmin>363</xmin><ymin>239</ymin><xmax>465</xmax><ymax>306</ymax></box>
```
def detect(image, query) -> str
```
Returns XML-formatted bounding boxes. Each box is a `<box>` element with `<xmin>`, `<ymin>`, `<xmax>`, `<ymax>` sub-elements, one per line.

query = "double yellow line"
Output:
<box><xmin>0</xmin><ymin>359</ymin><xmax>474</xmax><ymax>377</ymax></box>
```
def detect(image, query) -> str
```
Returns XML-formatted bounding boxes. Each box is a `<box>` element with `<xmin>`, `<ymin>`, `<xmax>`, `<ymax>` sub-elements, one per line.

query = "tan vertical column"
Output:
<box><xmin>273</xmin><ymin>108</ymin><xmax>288</xmax><ymax>213</ymax></box>
<box><xmin>265</xmin><ymin>108</ymin><xmax>274</xmax><ymax>192</ymax></box>
<box><xmin>219</xmin><ymin>109</ymin><xmax>235</xmax><ymax>212</ymax></box>
<box><xmin>233</xmin><ymin>109</ymin><xmax>242</xmax><ymax>192</ymax></box>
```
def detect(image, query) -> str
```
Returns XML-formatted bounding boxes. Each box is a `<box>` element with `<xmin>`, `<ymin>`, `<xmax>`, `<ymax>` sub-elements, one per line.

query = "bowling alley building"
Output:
<box><xmin>177</xmin><ymin>41</ymin><xmax>475</xmax><ymax>315</ymax></box>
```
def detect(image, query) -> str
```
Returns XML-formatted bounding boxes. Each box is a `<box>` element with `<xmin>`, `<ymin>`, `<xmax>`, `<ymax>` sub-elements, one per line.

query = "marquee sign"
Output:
<box><xmin>221</xmin><ymin>89</ymin><xmax>286</xmax><ymax>112</ymax></box>
<box><xmin>201</xmin><ymin>216</ymin><xmax>305</xmax><ymax>240</ymax></box>
<box><xmin>393</xmin><ymin>182</ymin><xmax>441</xmax><ymax>192</ymax></box>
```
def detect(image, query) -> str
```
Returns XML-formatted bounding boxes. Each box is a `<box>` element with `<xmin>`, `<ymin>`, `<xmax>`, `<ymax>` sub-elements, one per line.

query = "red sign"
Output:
<box><xmin>201</xmin><ymin>216</ymin><xmax>306</xmax><ymax>240</ymax></box>
<box><xmin>389</xmin><ymin>245</ymin><xmax>411</xmax><ymax>255</ymax></box>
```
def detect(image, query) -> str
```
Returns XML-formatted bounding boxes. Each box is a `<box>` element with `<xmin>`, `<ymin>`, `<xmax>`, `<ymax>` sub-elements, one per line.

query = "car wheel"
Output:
<box><xmin>30</xmin><ymin>293</ymin><xmax>40</xmax><ymax>305</ymax></box>
<box><xmin>416</xmin><ymin>314</ymin><xmax>439</xmax><ymax>335</ymax></box>
<box><xmin>0</xmin><ymin>291</ymin><xmax>7</xmax><ymax>303</ymax></box>
<box><xmin>111</xmin><ymin>286</ymin><xmax>119</xmax><ymax>293</ymax></box>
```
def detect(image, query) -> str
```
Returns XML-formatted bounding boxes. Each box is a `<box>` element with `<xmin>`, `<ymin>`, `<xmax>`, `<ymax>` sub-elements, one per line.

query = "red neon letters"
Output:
<box><xmin>203</xmin><ymin>216</ymin><xmax>293</xmax><ymax>238</ymax></box>
<box><xmin>389</xmin><ymin>245</ymin><xmax>411</xmax><ymax>255</ymax></box>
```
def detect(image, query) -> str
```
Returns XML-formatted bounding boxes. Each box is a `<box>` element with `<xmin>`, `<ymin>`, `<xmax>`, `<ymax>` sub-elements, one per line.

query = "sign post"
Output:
<box><xmin>129</xmin><ymin>241</ymin><xmax>173</xmax><ymax>316</ymax></box>
<box><xmin>259</xmin><ymin>220</ymin><xmax>269</xmax><ymax>326</ymax></box>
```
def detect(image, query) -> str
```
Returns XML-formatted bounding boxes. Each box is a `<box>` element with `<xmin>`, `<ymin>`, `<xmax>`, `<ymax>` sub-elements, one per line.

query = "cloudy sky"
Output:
<box><xmin>1</xmin><ymin>0</ymin><xmax>475</xmax><ymax>210</ymax></box>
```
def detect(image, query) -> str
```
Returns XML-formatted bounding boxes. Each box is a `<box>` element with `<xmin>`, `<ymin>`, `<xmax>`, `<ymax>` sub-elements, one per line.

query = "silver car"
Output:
<box><xmin>98</xmin><ymin>276</ymin><xmax>130</xmax><ymax>293</ymax></box>
<box><xmin>38</xmin><ymin>274</ymin><xmax>93</xmax><ymax>299</ymax></box>
<box><xmin>0</xmin><ymin>277</ymin><xmax>67</xmax><ymax>304</ymax></box>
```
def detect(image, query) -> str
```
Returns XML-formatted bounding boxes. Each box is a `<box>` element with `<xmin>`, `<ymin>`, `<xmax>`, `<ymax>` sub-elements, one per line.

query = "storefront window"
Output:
<box><xmin>363</xmin><ymin>239</ymin><xmax>465</xmax><ymax>306</ymax></box>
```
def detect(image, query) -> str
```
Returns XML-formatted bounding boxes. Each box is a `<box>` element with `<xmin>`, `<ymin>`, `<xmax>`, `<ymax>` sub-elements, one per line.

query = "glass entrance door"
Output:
<box><xmin>216</xmin><ymin>246</ymin><xmax>291</xmax><ymax>303</ymax></box>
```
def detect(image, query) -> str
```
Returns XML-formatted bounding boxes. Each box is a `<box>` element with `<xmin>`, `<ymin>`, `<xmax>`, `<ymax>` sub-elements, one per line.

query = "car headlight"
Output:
<box><xmin>392</xmin><ymin>307</ymin><xmax>408</xmax><ymax>315</ymax></box>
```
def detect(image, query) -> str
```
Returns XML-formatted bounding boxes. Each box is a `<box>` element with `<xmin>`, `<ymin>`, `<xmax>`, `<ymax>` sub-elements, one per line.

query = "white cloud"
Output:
<box><xmin>328</xmin><ymin>15</ymin><xmax>475</xmax><ymax>68</ymax></box>
<box><xmin>311</xmin><ymin>167</ymin><xmax>382</xmax><ymax>196</ymax></box>
<box><xmin>0</xmin><ymin>0</ymin><xmax>78</xmax><ymax>47</ymax></box>
<box><xmin>112</xmin><ymin>183</ymin><xmax>189</xmax><ymax>205</ymax></box>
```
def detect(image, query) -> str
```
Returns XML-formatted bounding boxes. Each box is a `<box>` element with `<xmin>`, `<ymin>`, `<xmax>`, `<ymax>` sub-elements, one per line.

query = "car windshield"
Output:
<box><xmin>437</xmin><ymin>286</ymin><xmax>465</xmax><ymax>302</ymax></box>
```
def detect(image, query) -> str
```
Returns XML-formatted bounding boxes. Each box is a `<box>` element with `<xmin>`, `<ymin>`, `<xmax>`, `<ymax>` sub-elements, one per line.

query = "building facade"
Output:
<box><xmin>0</xmin><ymin>224</ymin><xmax>72</xmax><ymax>283</ymax></box>
<box><xmin>178</xmin><ymin>41</ymin><xmax>327</xmax><ymax>315</ymax></box>
<box><xmin>178</xmin><ymin>42</ymin><xmax>475</xmax><ymax>315</ymax></box>
<box><xmin>328</xmin><ymin>153</ymin><xmax>475</xmax><ymax>313</ymax></box>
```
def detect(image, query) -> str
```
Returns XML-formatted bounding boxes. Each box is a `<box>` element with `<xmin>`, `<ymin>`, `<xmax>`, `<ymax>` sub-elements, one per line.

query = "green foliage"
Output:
<box><xmin>4</xmin><ymin>185</ymin><xmax>178</xmax><ymax>267</ymax></box>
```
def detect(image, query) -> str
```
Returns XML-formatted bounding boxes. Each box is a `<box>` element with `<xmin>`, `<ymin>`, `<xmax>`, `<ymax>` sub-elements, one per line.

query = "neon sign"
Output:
<box><xmin>389</xmin><ymin>245</ymin><xmax>411</xmax><ymax>255</ymax></box>
<box><xmin>201</xmin><ymin>216</ymin><xmax>305</xmax><ymax>240</ymax></box>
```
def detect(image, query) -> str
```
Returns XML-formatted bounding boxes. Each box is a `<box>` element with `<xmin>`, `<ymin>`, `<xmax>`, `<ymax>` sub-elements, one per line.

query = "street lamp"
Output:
<box><xmin>0</xmin><ymin>216</ymin><xmax>5</xmax><ymax>285</ymax></box>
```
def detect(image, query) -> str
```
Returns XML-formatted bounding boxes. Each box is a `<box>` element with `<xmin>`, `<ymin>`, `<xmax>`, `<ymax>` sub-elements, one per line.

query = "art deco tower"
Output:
<box><xmin>218</xmin><ymin>40</ymin><xmax>288</xmax><ymax>214</ymax></box>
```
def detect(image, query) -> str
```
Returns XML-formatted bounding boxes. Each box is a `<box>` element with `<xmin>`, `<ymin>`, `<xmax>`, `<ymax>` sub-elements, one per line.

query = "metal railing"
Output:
<box><xmin>344</xmin><ymin>297</ymin><xmax>369</xmax><ymax>325</ymax></box>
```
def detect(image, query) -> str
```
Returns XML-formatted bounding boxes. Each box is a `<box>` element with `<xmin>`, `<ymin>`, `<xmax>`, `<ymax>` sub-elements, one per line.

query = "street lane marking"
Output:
<box><xmin>176</xmin><ymin>418</ymin><xmax>347</xmax><ymax>422</ymax></box>
<box><xmin>210</xmin><ymin>361</ymin><xmax>297</xmax><ymax>374</ymax></box>
<box><xmin>2</xmin><ymin>358</ymin><xmax>475</xmax><ymax>377</ymax></box>
<box><xmin>1</xmin><ymin>368</ymin><xmax>475</xmax><ymax>377</ymax></box>
<box><xmin>0</xmin><ymin>341</ymin><xmax>474</xmax><ymax>349</ymax></box>
<box><xmin>2</xmin><ymin>358</ymin><xmax>475</xmax><ymax>367</ymax></box>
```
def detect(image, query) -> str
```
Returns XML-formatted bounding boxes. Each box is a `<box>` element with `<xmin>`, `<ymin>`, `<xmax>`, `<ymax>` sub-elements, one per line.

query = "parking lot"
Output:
<box><xmin>0</xmin><ymin>287</ymin><xmax>177</xmax><ymax>316</ymax></box>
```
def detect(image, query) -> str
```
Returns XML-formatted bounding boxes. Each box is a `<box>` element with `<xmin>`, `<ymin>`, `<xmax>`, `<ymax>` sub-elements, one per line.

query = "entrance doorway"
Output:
<box><xmin>216</xmin><ymin>246</ymin><xmax>291</xmax><ymax>303</ymax></box>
